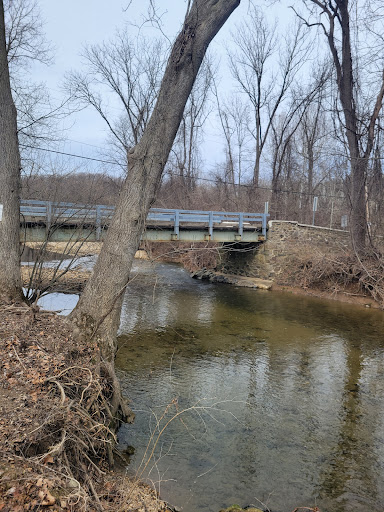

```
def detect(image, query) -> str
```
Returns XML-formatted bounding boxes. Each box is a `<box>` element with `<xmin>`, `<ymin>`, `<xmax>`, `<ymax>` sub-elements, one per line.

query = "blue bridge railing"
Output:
<box><xmin>20</xmin><ymin>200</ymin><xmax>269</xmax><ymax>241</ymax></box>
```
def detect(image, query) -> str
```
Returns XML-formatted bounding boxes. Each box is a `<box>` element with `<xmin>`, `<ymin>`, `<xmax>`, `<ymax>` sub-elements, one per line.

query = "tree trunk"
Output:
<box><xmin>349</xmin><ymin>157</ymin><xmax>368</xmax><ymax>251</ymax></box>
<box><xmin>0</xmin><ymin>1</ymin><xmax>22</xmax><ymax>303</ymax></box>
<box><xmin>253</xmin><ymin>151</ymin><xmax>260</xmax><ymax>192</ymax></box>
<box><xmin>305</xmin><ymin>144</ymin><xmax>314</xmax><ymax>224</ymax></box>
<box><xmin>331</xmin><ymin>0</ymin><xmax>367</xmax><ymax>252</ymax></box>
<box><xmin>70</xmin><ymin>0</ymin><xmax>240</xmax><ymax>371</ymax></box>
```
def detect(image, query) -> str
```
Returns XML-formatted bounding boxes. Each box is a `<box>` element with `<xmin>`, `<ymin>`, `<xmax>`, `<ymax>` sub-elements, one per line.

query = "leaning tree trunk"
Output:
<box><xmin>70</xmin><ymin>0</ymin><xmax>240</xmax><ymax>419</ymax></box>
<box><xmin>0</xmin><ymin>1</ymin><xmax>22</xmax><ymax>303</ymax></box>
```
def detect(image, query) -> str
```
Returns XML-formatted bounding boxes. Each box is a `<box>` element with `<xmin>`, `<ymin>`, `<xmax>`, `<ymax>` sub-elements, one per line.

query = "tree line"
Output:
<box><xmin>18</xmin><ymin>1</ymin><xmax>384</xmax><ymax>241</ymax></box>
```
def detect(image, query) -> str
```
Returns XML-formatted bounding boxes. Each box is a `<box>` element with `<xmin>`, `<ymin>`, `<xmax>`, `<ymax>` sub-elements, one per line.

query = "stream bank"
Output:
<box><xmin>190</xmin><ymin>266</ymin><xmax>378</xmax><ymax>308</ymax></box>
<box><xmin>20</xmin><ymin>240</ymin><xmax>381</xmax><ymax>310</ymax></box>
<box><xmin>145</xmin><ymin>239</ymin><xmax>383</xmax><ymax>309</ymax></box>
<box><xmin>0</xmin><ymin>300</ymin><xmax>171</xmax><ymax>512</ymax></box>
<box><xmin>21</xmin><ymin>240</ymin><xmax>382</xmax><ymax>312</ymax></box>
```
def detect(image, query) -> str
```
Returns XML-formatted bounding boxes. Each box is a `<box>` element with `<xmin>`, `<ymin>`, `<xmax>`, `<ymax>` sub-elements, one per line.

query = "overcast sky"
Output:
<box><xmin>29</xmin><ymin>0</ymin><xmax>293</xmax><ymax>175</ymax></box>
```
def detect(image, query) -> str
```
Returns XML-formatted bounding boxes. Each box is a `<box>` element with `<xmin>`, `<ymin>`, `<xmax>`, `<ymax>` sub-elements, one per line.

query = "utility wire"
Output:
<box><xmin>20</xmin><ymin>144</ymin><xmax>121</xmax><ymax>166</ymax></box>
<box><xmin>168</xmin><ymin>173</ymin><xmax>345</xmax><ymax>199</ymax></box>
<box><xmin>65</xmin><ymin>138</ymin><xmax>107</xmax><ymax>149</ymax></box>
<box><xmin>18</xmin><ymin>143</ymin><xmax>353</xmax><ymax>199</ymax></box>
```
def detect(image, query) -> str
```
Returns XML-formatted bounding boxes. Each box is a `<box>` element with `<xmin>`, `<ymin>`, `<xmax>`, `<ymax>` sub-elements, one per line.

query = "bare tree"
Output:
<box><xmin>5</xmin><ymin>0</ymin><xmax>74</xmax><ymax>178</ymax></box>
<box><xmin>169</xmin><ymin>56</ymin><xmax>214</xmax><ymax>201</ymax></box>
<box><xmin>366</xmin><ymin>131</ymin><xmax>384</xmax><ymax>236</ymax></box>
<box><xmin>215</xmin><ymin>91</ymin><xmax>251</xmax><ymax>207</ymax></box>
<box><xmin>69</xmin><ymin>0</ymin><xmax>240</xmax><ymax>422</ymax></box>
<box><xmin>67</xmin><ymin>32</ymin><xmax>166</xmax><ymax>167</ymax></box>
<box><xmin>298</xmin><ymin>93</ymin><xmax>326</xmax><ymax>222</ymax></box>
<box><xmin>0</xmin><ymin>0</ymin><xmax>81</xmax><ymax>303</ymax></box>
<box><xmin>294</xmin><ymin>70</ymin><xmax>338</xmax><ymax>223</ymax></box>
<box><xmin>0</xmin><ymin>0</ymin><xmax>23</xmax><ymax>302</ymax></box>
<box><xmin>229</xmin><ymin>4</ymin><xmax>310</xmax><ymax>189</ymax></box>
<box><xmin>4</xmin><ymin>0</ymin><xmax>58</xmax><ymax>145</ymax></box>
<box><xmin>4</xmin><ymin>0</ymin><xmax>50</xmax><ymax>67</ymax></box>
<box><xmin>269</xmin><ymin>65</ymin><xmax>329</xmax><ymax>217</ymax></box>
<box><xmin>295</xmin><ymin>0</ymin><xmax>384</xmax><ymax>251</ymax></box>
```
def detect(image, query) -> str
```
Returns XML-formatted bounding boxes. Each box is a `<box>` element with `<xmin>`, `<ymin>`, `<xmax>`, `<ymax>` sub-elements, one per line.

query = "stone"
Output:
<box><xmin>219</xmin><ymin>507</ymin><xmax>263</xmax><ymax>512</ymax></box>
<box><xmin>134</xmin><ymin>249</ymin><xmax>149</xmax><ymax>260</ymax></box>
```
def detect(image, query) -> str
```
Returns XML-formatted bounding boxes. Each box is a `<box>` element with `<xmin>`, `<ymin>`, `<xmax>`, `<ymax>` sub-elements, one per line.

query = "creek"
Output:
<box><xmin>116</xmin><ymin>261</ymin><xmax>384</xmax><ymax>512</ymax></box>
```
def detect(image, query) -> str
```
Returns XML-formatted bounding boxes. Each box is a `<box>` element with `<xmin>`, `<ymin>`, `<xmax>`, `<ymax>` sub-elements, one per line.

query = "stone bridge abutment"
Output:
<box><xmin>218</xmin><ymin>220</ymin><xmax>350</xmax><ymax>282</ymax></box>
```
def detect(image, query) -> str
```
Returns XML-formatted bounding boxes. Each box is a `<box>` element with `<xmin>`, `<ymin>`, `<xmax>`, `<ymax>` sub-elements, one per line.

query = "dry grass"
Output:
<box><xmin>145</xmin><ymin>241</ymin><xmax>220</xmax><ymax>272</ymax></box>
<box><xmin>21</xmin><ymin>266</ymin><xmax>91</xmax><ymax>294</ymax></box>
<box><xmin>24</xmin><ymin>242</ymin><xmax>103</xmax><ymax>257</ymax></box>
<box><xmin>282</xmin><ymin>242</ymin><xmax>384</xmax><ymax>308</ymax></box>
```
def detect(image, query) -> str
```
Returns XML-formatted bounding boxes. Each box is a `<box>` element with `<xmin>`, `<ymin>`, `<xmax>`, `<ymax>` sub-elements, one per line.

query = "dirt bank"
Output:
<box><xmin>144</xmin><ymin>241</ymin><xmax>383</xmax><ymax>309</ymax></box>
<box><xmin>0</xmin><ymin>301</ymin><xmax>171</xmax><ymax>512</ymax></box>
<box><xmin>190</xmin><ymin>267</ymin><xmax>379</xmax><ymax>309</ymax></box>
<box><xmin>22</xmin><ymin>240</ymin><xmax>382</xmax><ymax>309</ymax></box>
<box><xmin>21</xmin><ymin>266</ymin><xmax>91</xmax><ymax>294</ymax></box>
<box><xmin>23</xmin><ymin>242</ymin><xmax>103</xmax><ymax>258</ymax></box>
<box><xmin>272</xmin><ymin>283</ymin><xmax>378</xmax><ymax>308</ymax></box>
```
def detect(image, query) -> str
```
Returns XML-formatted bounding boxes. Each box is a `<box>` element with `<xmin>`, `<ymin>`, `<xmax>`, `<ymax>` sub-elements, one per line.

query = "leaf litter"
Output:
<box><xmin>0</xmin><ymin>299</ymin><xmax>173</xmax><ymax>512</ymax></box>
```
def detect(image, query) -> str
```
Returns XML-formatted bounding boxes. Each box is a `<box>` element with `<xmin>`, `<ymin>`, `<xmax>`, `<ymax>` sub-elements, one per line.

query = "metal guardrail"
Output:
<box><xmin>20</xmin><ymin>200</ymin><xmax>269</xmax><ymax>241</ymax></box>
<box><xmin>21</xmin><ymin>200</ymin><xmax>115</xmax><ymax>241</ymax></box>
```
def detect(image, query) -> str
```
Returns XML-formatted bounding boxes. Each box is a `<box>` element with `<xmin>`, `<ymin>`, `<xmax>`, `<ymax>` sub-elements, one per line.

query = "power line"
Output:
<box><xmin>65</xmin><ymin>138</ymin><xmax>107</xmax><ymax>150</ymax></box>
<box><xmin>19</xmin><ymin>143</ymin><xmax>348</xmax><ymax>199</ymax></box>
<box><xmin>20</xmin><ymin>144</ymin><xmax>122</xmax><ymax>166</ymax></box>
<box><xmin>165</xmin><ymin>173</ymin><xmax>345</xmax><ymax>199</ymax></box>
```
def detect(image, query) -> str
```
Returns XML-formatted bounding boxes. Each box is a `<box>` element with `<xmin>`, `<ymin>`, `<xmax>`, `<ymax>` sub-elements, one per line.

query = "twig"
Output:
<box><xmin>12</xmin><ymin>345</ymin><xmax>28</xmax><ymax>373</ymax></box>
<box><xmin>51</xmin><ymin>379</ymin><xmax>66</xmax><ymax>406</ymax></box>
<box><xmin>169</xmin><ymin>347</ymin><xmax>175</xmax><ymax>380</ymax></box>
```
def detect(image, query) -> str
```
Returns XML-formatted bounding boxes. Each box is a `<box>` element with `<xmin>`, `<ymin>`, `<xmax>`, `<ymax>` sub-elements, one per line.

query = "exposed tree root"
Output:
<box><xmin>7</xmin><ymin>352</ymin><xmax>136</xmax><ymax>510</ymax></box>
<box><xmin>0</xmin><ymin>294</ymin><xmax>170</xmax><ymax>511</ymax></box>
<box><xmin>101</xmin><ymin>360</ymin><xmax>136</xmax><ymax>425</ymax></box>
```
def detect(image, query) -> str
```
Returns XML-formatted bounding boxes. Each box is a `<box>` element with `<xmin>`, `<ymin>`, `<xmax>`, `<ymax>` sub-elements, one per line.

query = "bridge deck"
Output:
<box><xmin>20</xmin><ymin>200</ymin><xmax>269</xmax><ymax>243</ymax></box>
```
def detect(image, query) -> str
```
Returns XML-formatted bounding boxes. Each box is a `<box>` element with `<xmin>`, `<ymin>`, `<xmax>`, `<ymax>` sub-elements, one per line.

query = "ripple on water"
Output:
<box><xmin>116</xmin><ymin>262</ymin><xmax>384</xmax><ymax>512</ymax></box>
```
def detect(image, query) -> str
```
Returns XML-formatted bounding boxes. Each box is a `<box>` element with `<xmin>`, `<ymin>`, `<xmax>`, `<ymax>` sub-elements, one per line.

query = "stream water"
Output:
<box><xmin>116</xmin><ymin>261</ymin><xmax>384</xmax><ymax>512</ymax></box>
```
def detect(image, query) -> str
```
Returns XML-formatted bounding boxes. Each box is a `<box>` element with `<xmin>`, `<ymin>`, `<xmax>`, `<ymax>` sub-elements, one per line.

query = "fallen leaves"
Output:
<box><xmin>37</xmin><ymin>488</ymin><xmax>56</xmax><ymax>506</ymax></box>
<box><xmin>0</xmin><ymin>302</ymin><xmax>168</xmax><ymax>512</ymax></box>
<box><xmin>0</xmin><ymin>475</ymin><xmax>57</xmax><ymax>510</ymax></box>
<box><xmin>0</xmin><ymin>309</ymin><xmax>76</xmax><ymax>510</ymax></box>
<box><xmin>30</xmin><ymin>391</ymin><xmax>38</xmax><ymax>402</ymax></box>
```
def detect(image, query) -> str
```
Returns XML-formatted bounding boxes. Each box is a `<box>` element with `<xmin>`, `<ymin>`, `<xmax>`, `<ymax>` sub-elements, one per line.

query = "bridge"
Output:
<box><xmin>20</xmin><ymin>199</ymin><xmax>269</xmax><ymax>243</ymax></box>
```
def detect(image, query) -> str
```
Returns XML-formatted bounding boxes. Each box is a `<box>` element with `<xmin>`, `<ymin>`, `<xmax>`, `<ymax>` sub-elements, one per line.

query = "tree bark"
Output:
<box><xmin>335</xmin><ymin>0</ymin><xmax>367</xmax><ymax>252</ymax></box>
<box><xmin>0</xmin><ymin>0</ymin><xmax>22</xmax><ymax>303</ymax></box>
<box><xmin>70</xmin><ymin>0</ymin><xmax>240</xmax><ymax>360</ymax></box>
<box><xmin>303</xmin><ymin>0</ymin><xmax>384</xmax><ymax>252</ymax></box>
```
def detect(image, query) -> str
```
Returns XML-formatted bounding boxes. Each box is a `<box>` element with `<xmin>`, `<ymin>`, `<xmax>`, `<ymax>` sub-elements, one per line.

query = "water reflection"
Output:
<box><xmin>117</xmin><ymin>261</ymin><xmax>384</xmax><ymax>512</ymax></box>
<box><xmin>120</xmin><ymin>262</ymin><xmax>217</xmax><ymax>332</ymax></box>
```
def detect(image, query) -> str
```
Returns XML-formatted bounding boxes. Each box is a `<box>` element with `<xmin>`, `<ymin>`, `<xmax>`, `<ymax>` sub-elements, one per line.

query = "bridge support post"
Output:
<box><xmin>46</xmin><ymin>201</ymin><xmax>52</xmax><ymax>235</ymax></box>
<box><xmin>262</xmin><ymin>203</ymin><xmax>269</xmax><ymax>238</ymax></box>
<box><xmin>238</xmin><ymin>212</ymin><xmax>244</xmax><ymax>240</ymax></box>
<box><xmin>208</xmin><ymin>211</ymin><xmax>213</xmax><ymax>239</ymax></box>
<box><xmin>262</xmin><ymin>214</ymin><xmax>267</xmax><ymax>238</ymax></box>
<box><xmin>171</xmin><ymin>210</ymin><xmax>180</xmax><ymax>240</ymax></box>
<box><xmin>96</xmin><ymin>205</ymin><xmax>102</xmax><ymax>241</ymax></box>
